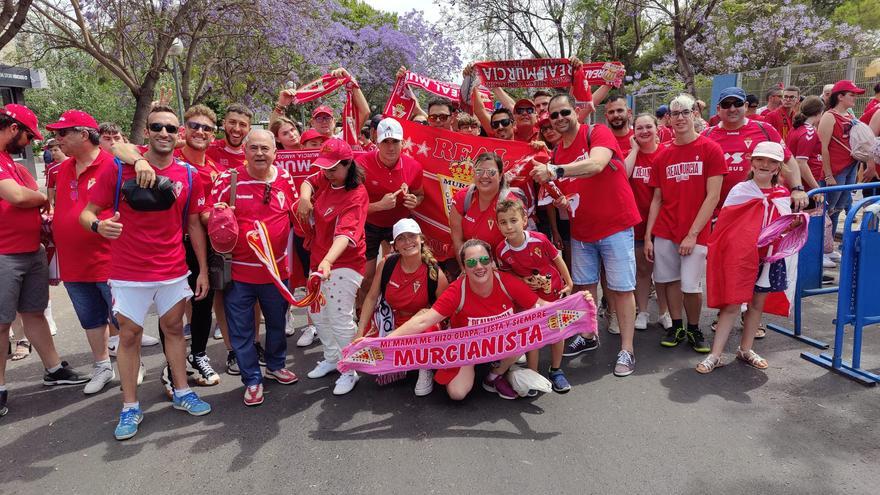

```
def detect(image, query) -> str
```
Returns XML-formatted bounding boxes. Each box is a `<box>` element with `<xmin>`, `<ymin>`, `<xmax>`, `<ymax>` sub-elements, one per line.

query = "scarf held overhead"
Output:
<box><xmin>474</xmin><ymin>59</ymin><xmax>626</xmax><ymax>89</ymax></box>
<box><xmin>293</xmin><ymin>73</ymin><xmax>360</xmax><ymax>147</ymax></box>
<box><xmin>384</xmin><ymin>70</ymin><xmax>493</xmax><ymax>120</ymax></box>
<box><xmin>338</xmin><ymin>292</ymin><xmax>598</xmax><ymax>375</ymax></box>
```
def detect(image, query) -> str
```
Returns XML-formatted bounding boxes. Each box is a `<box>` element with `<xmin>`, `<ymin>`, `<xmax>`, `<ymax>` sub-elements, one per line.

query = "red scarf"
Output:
<box><xmin>474</xmin><ymin>59</ymin><xmax>625</xmax><ymax>89</ymax></box>
<box><xmin>294</xmin><ymin>73</ymin><xmax>361</xmax><ymax>147</ymax></box>
<box><xmin>384</xmin><ymin>71</ymin><xmax>493</xmax><ymax>119</ymax></box>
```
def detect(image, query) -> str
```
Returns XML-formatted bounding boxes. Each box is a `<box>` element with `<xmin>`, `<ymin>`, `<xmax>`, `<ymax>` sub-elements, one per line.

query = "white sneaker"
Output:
<box><xmin>515</xmin><ymin>354</ymin><xmax>527</xmax><ymax>365</ymax></box>
<box><xmin>83</xmin><ymin>365</ymin><xmax>115</xmax><ymax>394</ymax></box>
<box><xmin>607</xmin><ymin>312</ymin><xmax>620</xmax><ymax>334</ymax></box>
<box><xmin>137</xmin><ymin>361</ymin><xmax>145</xmax><ymax>385</ymax></box>
<box><xmin>285</xmin><ymin>314</ymin><xmax>298</xmax><ymax>337</ymax></box>
<box><xmin>822</xmin><ymin>255</ymin><xmax>837</xmax><ymax>268</ymax></box>
<box><xmin>658</xmin><ymin>312</ymin><xmax>673</xmax><ymax>330</ymax></box>
<box><xmin>635</xmin><ymin>311</ymin><xmax>649</xmax><ymax>330</ymax></box>
<box><xmin>296</xmin><ymin>325</ymin><xmax>318</xmax><ymax>347</ymax></box>
<box><xmin>108</xmin><ymin>338</ymin><xmax>119</xmax><ymax>358</ymax></box>
<box><xmin>140</xmin><ymin>334</ymin><xmax>160</xmax><ymax>347</ymax></box>
<box><xmin>307</xmin><ymin>360</ymin><xmax>338</xmax><ymax>379</ymax></box>
<box><xmin>332</xmin><ymin>371</ymin><xmax>359</xmax><ymax>395</ymax></box>
<box><xmin>414</xmin><ymin>369</ymin><xmax>434</xmax><ymax>396</ymax></box>
<box><xmin>829</xmin><ymin>250</ymin><xmax>842</xmax><ymax>262</ymax></box>
<box><xmin>212</xmin><ymin>323</ymin><xmax>222</xmax><ymax>340</ymax></box>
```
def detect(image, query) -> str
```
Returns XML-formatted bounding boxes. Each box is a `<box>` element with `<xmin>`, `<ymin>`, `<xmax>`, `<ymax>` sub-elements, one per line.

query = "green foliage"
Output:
<box><xmin>335</xmin><ymin>0</ymin><xmax>397</xmax><ymax>28</ymax></box>
<box><xmin>833</xmin><ymin>0</ymin><xmax>880</xmax><ymax>31</ymax></box>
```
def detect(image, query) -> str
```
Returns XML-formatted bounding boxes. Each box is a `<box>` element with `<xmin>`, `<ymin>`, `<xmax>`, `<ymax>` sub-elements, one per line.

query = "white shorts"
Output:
<box><xmin>652</xmin><ymin>237</ymin><xmax>707</xmax><ymax>294</ymax></box>
<box><xmin>109</xmin><ymin>274</ymin><xmax>192</xmax><ymax>327</ymax></box>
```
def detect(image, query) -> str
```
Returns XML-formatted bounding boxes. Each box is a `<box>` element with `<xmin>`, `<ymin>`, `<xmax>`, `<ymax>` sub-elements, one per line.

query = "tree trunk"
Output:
<box><xmin>129</xmin><ymin>74</ymin><xmax>160</xmax><ymax>144</ymax></box>
<box><xmin>673</xmin><ymin>22</ymin><xmax>696</xmax><ymax>95</ymax></box>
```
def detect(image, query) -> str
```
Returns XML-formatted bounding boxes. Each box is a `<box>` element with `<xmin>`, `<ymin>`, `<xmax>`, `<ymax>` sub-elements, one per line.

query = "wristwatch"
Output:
<box><xmin>549</xmin><ymin>164</ymin><xmax>565</xmax><ymax>179</ymax></box>
<box><xmin>90</xmin><ymin>220</ymin><xmax>100</xmax><ymax>233</ymax></box>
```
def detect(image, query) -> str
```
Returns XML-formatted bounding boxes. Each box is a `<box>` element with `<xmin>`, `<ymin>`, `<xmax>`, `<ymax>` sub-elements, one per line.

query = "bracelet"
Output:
<box><xmin>791</xmin><ymin>185</ymin><xmax>804</xmax><ymax>192</ymax></box>
<box><xmin>273</xmin><ymin>104</ymin><xmax>286</xmax><ymax>114</ymax></box>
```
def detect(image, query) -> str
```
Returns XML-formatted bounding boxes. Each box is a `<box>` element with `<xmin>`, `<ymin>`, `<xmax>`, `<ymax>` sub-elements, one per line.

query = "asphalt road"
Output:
<box><xmin>1</xmin><ymin>280</ymin><xmax>878</xmax><ymax>494</ymax></box>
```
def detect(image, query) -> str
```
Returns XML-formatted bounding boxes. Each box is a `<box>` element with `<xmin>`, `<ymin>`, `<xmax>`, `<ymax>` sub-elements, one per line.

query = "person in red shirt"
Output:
<box><xmin>531</xmin><ymin>93</ymin><xmax>640</xmax><ymax>377</ymax></box>
<box><xmin>818</xmin><ymin>80</ymin><xmax>864</xmax><ymax>234</ymax></box>
<box><xmin>388</xmin><ymin>239</ymin><xmax>549</xmax><ymax>401</ymax></box>
<box><xmin>356</xmin><ymin>218</ymin><xmax>449</xmax><ymax>396</ymax></box>
<box><xmin>756</xmin><ymin>86</ymin><xmax>783</xmax><ymax>116</ymax></box>
<box><xmin>80</xmin><ymin>105</ymin><xmax>212</xmax><ymax>440</ymax></box>
<box><xmin>623</xmin><ymin>114</ymin><xmax>672</xmax><ymax>333</ymax></box>
<box><xmin>44</xmin><ymin>138</ymin><xmax>66</xmax><ymax>207</ymax></box>
<box><xmin>644</xmin><ymin>94</ymin><xmax>726</xmax><ymax>354</ymax></box>
<box><xmin>269</xmin><ymin>116</ymin><xmax>300</xmax><ymax>150</ymax></box>
<box><xmin>787</xmin><ymin>96</ymin><xmax>825</xmax><ymax>190</ymax></box>
<box><xmin>605</xmin><ymin>95</ymin><xmax>634</xmax><ymax>155</ymax></box>
<box><xmin>206</xmin><ymin>103</ymin><xmax>251</xmax><ymax>171</ymax></box>
<box><xmin>495</xmin><ymin>199</ymin><xmax>573</xmax><ymax>392</ymax></box>
<box><xmin>763</xmin><ymin>86</ymin><xmax>800</xmax><ymax>141</ymax></box>
<box><xmin>209</xmin><ymin>129</ymin><xmax>299</xmax><ymax>406</ymax></box>
<box><xmin>859</xmin><ymin>82</ymin><xmax>880</xmax><ymax>125</ymax></box>
<box><xmin>0</xmin><ymin>104</ymin><xmax>88</xmax><ymax>417</ymax></box>
<box><xmin>296</xmin><ymin>138</ymin><xmax>369</xmax><ymax>396</ymax></box>
<box><xmin>98</xmin><ymin>122</ymin><xmax>126</xmax><ymax>153</ymax></box>
<box><xmin>655</xmin><ymin>105</ymin><xmax>675</xmax><ymax>142</ymax></box>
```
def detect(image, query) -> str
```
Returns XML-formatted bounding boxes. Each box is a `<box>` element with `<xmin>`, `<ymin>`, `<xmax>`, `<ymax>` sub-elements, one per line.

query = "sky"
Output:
<box><xmin>364</xmin><ymin>0</ymin><xmax>442</xmax><ymax>23</ymax></box>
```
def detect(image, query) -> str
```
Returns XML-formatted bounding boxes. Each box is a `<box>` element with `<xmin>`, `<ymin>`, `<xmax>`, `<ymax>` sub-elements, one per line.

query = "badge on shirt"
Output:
<box><xmin>277</xmin><ymin>191</ymin><xmax>286</xmax><ymax>209</ymax></box>
<box><xmin>412</xmin><ymin>280</ymin><xmax>421</xmax><ymax>293</ymax></box>
<box><xmin>533</xmin><ymin>247</ymin><xmax>542</xmax><ymax>258</ymax></box>
<box><xmin>744</xmin><ymin>138</ymin><xmax>753</xmax><ymax>149</ymax></box>
<box><xmin>488</xmin><ymin>219</ymin><xmax>495</xmax><ymax>230</ymax></box>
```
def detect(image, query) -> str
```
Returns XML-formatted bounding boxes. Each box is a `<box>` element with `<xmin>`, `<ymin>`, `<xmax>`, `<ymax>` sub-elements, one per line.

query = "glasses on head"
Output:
<box><xmin>464</xmin><ymin>255</ymin><xmax>492</xmax><ymax>268</ymax></box>
<box><xmin>515</xmin><ymin>107</ymin><xmax>535</xmax><ymax>115</ymax></box>
<box><xmin>263</xmin><ymin>182</ymin><xmax>272</xmax><ymax>205</ymax></box>
<box><xmin>148</xmin><ymin>123</ymin><xmax>179</xmax><ymax>134</ymax></box>
<box><xmin>549</xmin><ymin>109</ymin><xmax>573</xmax><ymax>120</ymax></box>
<box><xmin>474</xmin><ymin>168</ymin><xmax>498</xmax><ymax>177</ymax></box>
<box><xmin>428</xmin><ymin>113</ymin><xmax>450</xmax><ymax>123</ymax></box>
<box><xmin>669</xmin><ymin>109</ymin><xmax>693</xmax><ymax>119</ymax></box>
<box><xmin>186</xmin><ymin>121</ymin><xmax>215</xmax><ymax>133</ymax></box>
<box><xmin>490</xmin><ymin>118</ymin><xmax>512</xmax><ymax>129</ymax></box>
<box><xmin>719</xmin><ymin>99</ymin><xmax>745</xmax><ymax>109</ymax></box>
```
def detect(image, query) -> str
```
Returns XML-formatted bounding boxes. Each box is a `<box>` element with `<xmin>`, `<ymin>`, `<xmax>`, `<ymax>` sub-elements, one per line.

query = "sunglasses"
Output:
<box><xmin>490</xmin><ymin>118</ymin><xmax>512</xmax><ymax>129</ymax></box>
<box><xmin>148</xmin><ymin>123</ymin><xmax>179</xmax><ymax>134</ymax></box>
<box><xmin>669</xmin><ymin>109</ymin><xmax>693</xmax><ymax>118</ymax></box>
<box><xmin>55</xmin><ymin>127</ymin><xmax>82</xmax><ymax>137</ymax></box>
<box><xmin>415</xmin><ymin>120</ymin><xmax>429</xmax><ymax>126</ymax></box>
<box><xmin>474</xmin><ymin>168</ymin><xmax>498</xmax><ymax>177</ymax></box>
<box><xmin>719</xmin><ymin>100</ymin><xmax>745</xmax><ymax>109</ymax></box>
<box><xmin>186</xmin><ymin>121</ymin><xmax>215</xmax><ymax>132</ymax></box>
<box><xmin>515</xmin><ymin>107</ymin><xmax>535</xmax><ymax>115</ymax></box>
<box><xmin>464</xmin><ymin>255</ymin><xmax>491</xmax><ymax>268</ymax></box>
<box><xmin>549</xmin><ymin>109</ymin><xmax>573</xmax><ymax>120</ymax></box>
<box><xmin>428</xmin><ymin>114</ymin><xmax>450</xmax><ymax>123</ymax></box>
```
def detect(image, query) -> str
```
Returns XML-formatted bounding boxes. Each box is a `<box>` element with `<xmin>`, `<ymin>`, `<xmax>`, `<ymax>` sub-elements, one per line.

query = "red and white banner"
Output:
<box><xmin>384</xmin><ymin>71</ymin><xmax>493</xmax><ymax>120</ymax></box>
<box><xmin>293</xmin><ymin>73</ymin><xmax>361</xmax><ymax>147</ymax></box>
<box><xmin>474</xmin><ymin>59</ymin><xmax>626</xmax><ymax>89</ymax></box>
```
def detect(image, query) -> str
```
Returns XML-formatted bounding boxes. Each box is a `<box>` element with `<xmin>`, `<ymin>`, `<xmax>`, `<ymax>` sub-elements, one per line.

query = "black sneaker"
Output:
<box><xmin>43</xmin><ymin>361</ymin><xmax>89</xmax><ymax>386</ymax></box>
<box><xmin>160</xmin><ymin>365</ymin><xmax>173</xmax><ymax>399</ymax></box>
<box><xmin>562</xmin><ymin>335</ymin><xmax>599</xmax><ymax>357</ymax></box>
<box><xmin>687</xmin><ymin>328</ymin><xmax>711</xmax><ymax>353</ymax></box>
<box><xmin>187</xmin><ymin>353</ymin><xmax>220</xmax><ymax>386</ymax></box>
<box><xmin>660</xmin><ymin>327</ymin><xmax>686</xmax><ymax>347</ymax></box>
<box><xmin>0</xmin><ymin>389</ymin><xmax>7</xmax><ymax>417</ymax></box>
<box><xmin>226</xmin><ymin>351</ymin><xmax>240</xmax><ymax>375</ymax></box>
<box><xmin>254</xmin><ymin>342</ymin><xmax>267</xmax><ymax>367</ymax></box>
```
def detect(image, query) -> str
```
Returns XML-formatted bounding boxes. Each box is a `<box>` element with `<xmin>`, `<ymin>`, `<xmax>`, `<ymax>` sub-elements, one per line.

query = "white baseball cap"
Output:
<box><xmin>392</xmin><ymin>218</ymin><xmax>421</xmax><ymax>241</ymax></box>
<box><xmin>751</xmin><ymin>141</ymin><xmax>785</xmax><ymax>162</ymax></box>
<box><xmin>377</xmin><ymin>118</ymin><xmax>404</xmax><ymax>142</ymax></box>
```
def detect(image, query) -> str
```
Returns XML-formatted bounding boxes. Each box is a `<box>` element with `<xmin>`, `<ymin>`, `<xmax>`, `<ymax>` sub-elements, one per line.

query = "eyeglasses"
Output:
<box><xmin>515</xmin><ymin>107</ymin><xmax>535</xmax><ymax>115</ymax></box>
<box><xmin>313</xmin><ymin>115</ymin><xmax>332</xmax><ymax>123</ymax></box>
<box><xmin>148</xmin><ymin>123</ymin><xmax>179</xmax><ymax>134</ymax></box>
<box><xmin>549</xmin><ymin>109</ymin><xmax>573</xmax><ymax>120</ymax></box>
<box><xmin>782</xmin><ymin>95</ymin><xmax>798</xmax><ymax>100</ymax></box>
<box><xmin>490</xmin><ymin>118</ymin><xmax>512</xmax><ymax>129</ymax></box>
<box><xmin>263</xmin><ymin>182</ymin><xmax>272</xmax><ymax>205</ymax></box>
<box><xmin>719</xmin><ymin>100</ymin><xmax>745</xmax><ymax>109</ymax></box>
<box><xmin>428</xmin><ymin>113</ymin><xmax>450</xmax><ymax>123</ymax></box>
<box><xmin>458</xmin><ymin>124</ymin><xmax>479</xmax><ymax>131</ymax></box>
<box><xmin>669</xmin><ymin>109</ymin><xmax>693</xmax><ymax>119</ymax></box>
<box><xmin>186</xmin><ymin>121</ymin><xmax>215</xmax><ymax>132</ymax></box>
<box><xmin>464</xmin><ymin>255</ymin><xmax>491</xmax><ymax>268</ymax></box>
<box><xmin>474</xmin><ymin>168</ymin><xmax>498</xmax><ymax>177</ymax></box>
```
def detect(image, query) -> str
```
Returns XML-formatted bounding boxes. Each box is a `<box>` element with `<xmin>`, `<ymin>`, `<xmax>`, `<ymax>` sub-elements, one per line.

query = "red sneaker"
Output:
<box><xmin>265</xmin><ymin>368</ymin><xmax>299</xmax><ymax>385</ymax></box>
<box><xmin>243</xmin><ymin>383</ymin><xmax>264</xmax><ymax>406</ymax></box>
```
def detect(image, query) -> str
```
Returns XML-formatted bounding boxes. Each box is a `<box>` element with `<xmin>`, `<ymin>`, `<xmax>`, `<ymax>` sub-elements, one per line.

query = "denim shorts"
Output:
<box><xmin>570</xmin><ymin>228</ymin><xmax>636</xmax><ymax>291</ymax></box>
<box><xmin>64</xmin><ymin>281</ymin><xmax>117</xmax><ymax>330</ymax></box>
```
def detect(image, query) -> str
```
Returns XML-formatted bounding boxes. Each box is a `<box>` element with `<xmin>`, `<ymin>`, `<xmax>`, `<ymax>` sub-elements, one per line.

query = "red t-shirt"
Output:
<box><xmin>826</xmin><ymin>111</ymin><xmax>855</xmax><ymax>175</ymax></box>
<box><xmin>658</xmin><ymin>126</ymin><xmax>675</xmax><ymax>143</ymax></box>
<box><xmin>702</xmin><ymin>119</ymin><xmax>791</xmax><ymax>206</ymax></box>
<box><xmin>452</xmin><ymin>187</ymin><xmax>518</xmax><ymax>249</ymax></box>
<box><xmin>175</xmin><ymin>148</ymin><xmax>220</xmax><ymax>200</ymax></box>
<box><xmin>385</xmin><ymin>260</ymin><xmax>432</xmax><ymax>326</ymax></box>
<box><xmin>707</xmin><ymin>114</ymin><xmax>721</xmax><ymax>127</ymax></box>
<box><xmin>629</xmin><ymin>148</ymin><xmax>658</xmax><ymax>241</ymax></box>
<box><xmin>89</xmin><ymin>158</ymin><xmax>205</xmax><ymax>282</ymax></box>
<box><xmin>786</xmin><ymin>123</ymin><xmax>823</xmax><ymax>183</ymax></box>
<box><xmin>0</xmin><ymin>153</ymin><xmax>41</xmax><ymax>254</ymax></box>
<box><xmin>495</xmin><ymin>231</ymin><xmax>563</xmax><ymax>301</ymax></box>
<box><xmin>648</xmin><ymin>136</ymin><xmax>727</xmax><ymax>245</ymax></box>
<box><xmin>52</xmin><ymin>151</ymin><xmax>115</xmax><ymax>282</ymax></box>
<box><xmin>860</xmin><ymin>98</ymin><xmax>879</xmax><ymax>125</ymax></box>
<box><xmin>762</xmin><ymin>107</ymin><xmax>795</xmax><ymax>142</ymax></box>
<box><xmin>309</xmin><ymin>178</ymin><xmax>369</xmax><ymax>274</ymax></box>
<box><xmin>431</xmin><ymin>271</ymin><xmax>538</xmax><ymax>328</ymax></box>
<box><xmin>45</xmin><ymin>162</ymin><xmax>61</xmax><ymax>189</ymax></box>
<box><xmin>205</xmin><ymin>139</ymin><xmax>246</xmax><ymax>171</ymax></box>
<box><xmin>211</xmin><ymin>165</ymin><xmax>297</xmax><ymax>284</ymax></box>
<box><xmin>552</xmin><ymin>124</ymin><xmax>640</xmax><ymax>242</ymax></box>
<box><xmin>614</xmin><ymin>128</ymin><xmax>634</xmax><ymax>156</ymax></box>
<box><xmin>356</xmin><ymin>150</ymin><xmax>424</xmax><ymax>228</ymax></box>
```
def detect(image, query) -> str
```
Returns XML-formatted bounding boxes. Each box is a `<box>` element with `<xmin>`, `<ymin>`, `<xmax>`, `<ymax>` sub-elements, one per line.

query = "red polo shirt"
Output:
<box><xmin>356</xmin><ymin>150</ymin><xmax>424</xmax><ymax>228</ymax></box>
<box><xmin>0</xmin><ymin>152</ymin><xmax>41</xmax><ymax>254</ymax></box>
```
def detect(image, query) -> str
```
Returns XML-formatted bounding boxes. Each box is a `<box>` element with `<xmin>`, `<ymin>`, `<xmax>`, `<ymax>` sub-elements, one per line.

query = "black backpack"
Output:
<box><xmin>379</xmin><ymin>253</ymin><xmax>439</xmax><ymax>306</ymax></box>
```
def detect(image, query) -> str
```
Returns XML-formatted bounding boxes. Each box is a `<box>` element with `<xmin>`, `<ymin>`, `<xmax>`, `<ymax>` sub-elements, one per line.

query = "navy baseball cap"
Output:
<box><xmin>718</xmin><ymin>87</ymin><xmax>747</xmax><ymax>104</ymax></box>
<box><xmin>655</xmin><ymin>105</ymin><xmax>669</xmax><ymax>118</ymax></box>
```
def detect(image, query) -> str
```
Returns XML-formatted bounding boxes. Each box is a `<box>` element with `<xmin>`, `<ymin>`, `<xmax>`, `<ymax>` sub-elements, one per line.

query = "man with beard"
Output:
<box><xmin>605</xmin><ymin>96</ymin><xmax>634</xmax><ymax>155</ymax></box>
<box><xmin>206</xmin><ymin>103</ymin><xmax>251</xmax><ymax>171</ymax></box>
<box><xmin>0</xmin><ymin>104</ymin><xmax>88</xmax><ymax>417</ymax></box>
<box><xmin>763</xmin><ymin>86</ymin><xmax>800</xmax><ymax>141</ymax></box>
<box><xmin>81</xmin><ymin>105</ymin><xmax>212</xmax><ymax>440</ymax></box>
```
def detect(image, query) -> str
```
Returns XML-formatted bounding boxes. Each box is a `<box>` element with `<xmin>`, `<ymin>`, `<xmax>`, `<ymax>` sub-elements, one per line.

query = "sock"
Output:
<box><xmin>0</xmin><ymin>384</ymin><xmax>7</xmax><ymax>392</ymax></box>
<box><xmin>174</xmin><ymin>387</ymin><xmax>193</xmax><ymax>398</ymax></box>
<box><xmin>122</xmin><ymin>401</ymin><xmax>139</xmax><ymax>411</ymax></box>
<box><xmin>487</xmin><ymin>372</ymin><xmax>499</xmax><ymax>381</ymax></box>
<box><xmin>47</xmin><ymin>363</ymin><xmax>62</xmax><ymax>373</ymax></box>
<box><xmin>95</xmin><ymin>359</ymin><xmax>112</xmax><ymax>369</ymax></box>
<box><xmin>672</xmin><ymin>319</ymin><xmax>683</xmax><ymax>331</ymax></box>
<box><xmin>687</xmin><ymin>323</ymin><xmax>700</xmax><ymax>332</ymax></box>
<box><xmin>109</xmin><ymin>335</ymin><xmax>119</xmax><ymax>345</ymax></box>
<box><xmin>549</xmin><ymin>367</ymin><xmax>561</xmax><ymax>373</ymax></box>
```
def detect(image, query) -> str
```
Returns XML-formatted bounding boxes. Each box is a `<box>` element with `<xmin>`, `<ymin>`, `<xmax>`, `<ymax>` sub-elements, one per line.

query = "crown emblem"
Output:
<box><xmin>449</xmin><ymin>159</ymin><xmax>474</xmax><ymax>183</ymax></box>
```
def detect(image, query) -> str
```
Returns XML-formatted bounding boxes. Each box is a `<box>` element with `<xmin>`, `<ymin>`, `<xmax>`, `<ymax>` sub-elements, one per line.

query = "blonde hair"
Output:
<box><xmin>670</xmin><ymin>94</ymin><xmax>696</xmax><ymax>112</ymax></box>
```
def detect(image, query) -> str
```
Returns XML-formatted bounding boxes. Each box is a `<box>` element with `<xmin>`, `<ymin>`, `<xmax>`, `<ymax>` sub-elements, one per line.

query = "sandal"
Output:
<box><xmin>755</xmin><ymin>324</ymin><xmax>767</xmax><ymax>339</ymax></box>
<box><xmin>736</xmin><ymin>347</ymin><xmax>768</xmax><ymax>369</ymax></box>
<box><xmin>695</xmin><ymin>354</ymin><xmax>724</xmax><ymax>374</ymax></box>
<box><xmin>11</xmin><ymin>339</ymin><xmax>31</xmax><ymax>361</ymax></box>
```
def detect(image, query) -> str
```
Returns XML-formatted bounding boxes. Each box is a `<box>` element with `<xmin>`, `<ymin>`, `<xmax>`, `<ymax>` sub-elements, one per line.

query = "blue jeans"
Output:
<box><xmin>821</xmin><ymin>162</ymin><xmax>857</xmax><ymax>232</ymax></box>
<box><xmin>570</xmin><ymin>227</ymin><xmax>636</xmax><ymax>291</ymax></box>
<box><xmin>224</xmin><ymin>280</ymin><xmax>290</xmax><ymax>387</ymax></box>
<box><xmin>64</xmin><ymin>281</ymin><xmax>117</xmax><ymax>329</ymax></box>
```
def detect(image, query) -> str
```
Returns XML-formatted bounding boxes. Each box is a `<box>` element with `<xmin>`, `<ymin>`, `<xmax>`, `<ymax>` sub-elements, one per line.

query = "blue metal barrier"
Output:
<box><xmin>767</xmin><ymin>184</ymin><xmax>880</xmax><ymax>349</ymax></box>
<box><xmin>801</xmin><ymin>195</ymin><xmax>880</xmax><ymax>386</ymax></box>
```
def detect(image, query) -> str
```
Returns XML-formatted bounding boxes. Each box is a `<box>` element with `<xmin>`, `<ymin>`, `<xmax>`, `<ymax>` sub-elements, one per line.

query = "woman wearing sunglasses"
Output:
<box><xmin>388</xmin><ymin>239</ymin><xmax>548</xmax><ymax>400</ymax></box>
<box><xmin>449</xmin><ymin>152</ymin><xmax>525</xmax><ymax>270</ymax></box>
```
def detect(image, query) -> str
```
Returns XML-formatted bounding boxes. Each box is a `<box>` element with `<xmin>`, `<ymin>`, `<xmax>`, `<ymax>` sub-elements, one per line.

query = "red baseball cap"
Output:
<box><xmin>46</xmin><ymin>109</ymin><xmax>99</xmax><ymax>131</ymax></box>
<box><xmin>830</xmin><ymin>80</ymin><xmax>865</xmax><ymax>95</ymax></box>
<box><xmin>3</xmin><ymin>104</ymin><xmax>43</xmax><ymax>140</ymax></box>
<box><xmin>208</xmin><ymin>207</ymin><xmax>239</xmax><ymax>253</ymax></box>
<box><xmin>514</xmin><ymin>98</ymin><xmax>535</xmax><ymax>109</ymax></box>
<box><xmin>300</xmin><ymin>129</ymin><xmax>329</xmax><ymax>145</ymax></box>
<box><xmin>312</xmin><ymin>105</ymin><xmax>334</xmax><ymax>118</ymax></box>
<box><xmin>313</xmin><ymin>138</ymin><xmax>353</xmax><ymax>169</ymax></box>
<box><xmin>538</xmin><ymin>111</ymin><xmax>551</xmax><ymax>127</ymax></box>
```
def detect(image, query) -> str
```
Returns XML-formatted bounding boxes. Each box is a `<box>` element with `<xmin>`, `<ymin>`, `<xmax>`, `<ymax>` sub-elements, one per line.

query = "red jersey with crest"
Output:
<box><xmin>762</xmin><ymin>107</ymin><xmax>796</xmax><ymax>142</ymax></box>
<box><xmin>786</xmin><ymin>123</ymin><xmax>823</xmax><ymax>183</ymax></box>
<box><xmin>385</xmin><ymin>261</ymin><xmax>432</xmax><ymax>326</ymax></box>
<box><xmin>0</xmin><ymin>153</ymin><xmax>41</xmax><ymax>254</ymax></box>
<box><xmin>452</xmin><ymin>187</ymin><xmax>519</xmax><ymax>249</ymax></box>
<box><xmin>629</xmin><ymin>148</ymin><xmax>659</xmax><ymax>241</ymax></box>
<box><xmin>356</xmin><ymin>150</ymin><xmax>424</xmax><ymax>228</ymax></box>
<box><xmin>431</xmin><ymin>271</ymin><xmax>538</xmax><ymax>328</ymax></box>
<box><xmin>495</xmin><ymin>231</ymin><xmax>563</xmax><ymax>301</ymax></box>
<box><xmin>308</xmin><ymin>178</ymin><xmax>369</xmax><ymax>274</ymax></box>
<box><xmin>175</xmin><ymin>148</ymin><xmax>220</xmax><ymax>199</ymax></box>
<box><xmin>205</xmin><ymin>139</ymin><xmax>246</xmax><ymax>171</ymax></box>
